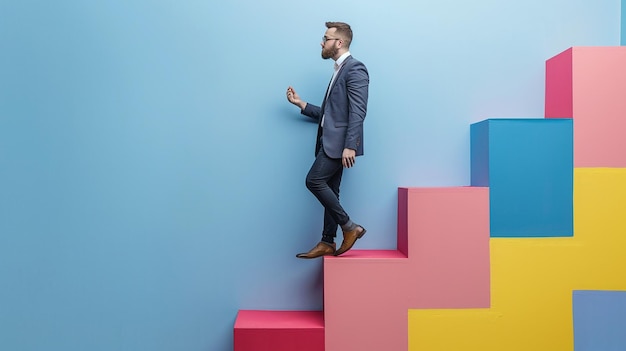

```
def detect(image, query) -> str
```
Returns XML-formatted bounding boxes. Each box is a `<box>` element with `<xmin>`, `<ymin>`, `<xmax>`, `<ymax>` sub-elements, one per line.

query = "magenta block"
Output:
<box><xmin>546</xmin><ymin>46</ymin><xmax>626</xmax><ymax>167</ymax></box>
<box><xmin>234</xmin><ymin>310</ymin><xmax>324</xmax><ymax>351</ymax></box>
<box><xmin>323</xmin><ymin>187</ymin><xmax>490</xmax><ymax>351</ymax></box>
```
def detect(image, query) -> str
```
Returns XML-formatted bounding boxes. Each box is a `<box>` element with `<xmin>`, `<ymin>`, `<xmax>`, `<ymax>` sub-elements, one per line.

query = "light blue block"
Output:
<box><xmin>470</xmin><ymin>119</ymin><xmax>573</xmax><ymax>237</ymax></box>
<box><xmin>574</xmin><ymin>290</ymin><xmax>626</xmax><ymax>351</ymax></box>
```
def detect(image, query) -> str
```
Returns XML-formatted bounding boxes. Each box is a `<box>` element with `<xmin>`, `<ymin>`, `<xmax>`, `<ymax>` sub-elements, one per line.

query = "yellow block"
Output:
<box><xmin>409</xmin><ymin>168</ymin><xmax>626</xmax><ymax>351</ymax></box>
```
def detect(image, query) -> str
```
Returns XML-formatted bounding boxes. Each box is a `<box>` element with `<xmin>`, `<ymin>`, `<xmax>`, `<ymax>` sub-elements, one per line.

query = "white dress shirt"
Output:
<box><xmin>322</xmin><ymin>52</ymin><xmax>351</xmax><ymax>128</ymax></box>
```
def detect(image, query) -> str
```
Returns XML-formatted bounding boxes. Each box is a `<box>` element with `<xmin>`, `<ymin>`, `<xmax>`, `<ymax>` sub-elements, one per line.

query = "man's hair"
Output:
<box><xmin>326</xmin><ymin>21</ymin><xmax>353</xmax><ymax>48</ymax></box>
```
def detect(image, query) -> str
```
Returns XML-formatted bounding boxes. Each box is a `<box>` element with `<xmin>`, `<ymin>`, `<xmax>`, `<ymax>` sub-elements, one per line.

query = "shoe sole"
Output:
<box><xmin>296</xmin><ymin>252</ymin><xmax>335</xmax><ymax>259</ymax></box>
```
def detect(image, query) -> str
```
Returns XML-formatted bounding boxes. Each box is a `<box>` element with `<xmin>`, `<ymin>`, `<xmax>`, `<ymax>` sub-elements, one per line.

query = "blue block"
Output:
<box><xmin>573</xmin><ymin>290</ymin><xmax>626</xmax><ymax>351</ymax></box>
<box><xmin>470</xmin><ymin>118</ymin><xmax>573</xmax><ymax>237</ymax></box>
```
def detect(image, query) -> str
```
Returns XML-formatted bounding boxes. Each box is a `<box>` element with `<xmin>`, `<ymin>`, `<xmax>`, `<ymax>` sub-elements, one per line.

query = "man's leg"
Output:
<box><xmin>321</xmin><ymin>166</ymin><xmax>344</xmax><ymax>244</ymax></box>
<box><xmin>305</xmin><ymin>148</ymin><xmax>367</xmax><ymax>257</ymax></box>
<box><xmin>296</xmin><ymin>148</ymin><xmax>346</xmax><ymax>259</ymax></box>
<box><xmin>305</xmin><ymin>148</ymin><xmax>350</xmax><ymax>228</ymax></box>
<box><xmin>297</xmin><ymin>148</ymin><xmax>366</xmax><ymax>258</ymax></box>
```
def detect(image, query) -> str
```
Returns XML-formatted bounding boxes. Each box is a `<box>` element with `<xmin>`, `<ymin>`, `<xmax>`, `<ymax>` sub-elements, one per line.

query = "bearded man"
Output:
<box><xmin>286</xmin><ymin>21</ymin><xmax>369</xmax><ymax>258</ymax></box>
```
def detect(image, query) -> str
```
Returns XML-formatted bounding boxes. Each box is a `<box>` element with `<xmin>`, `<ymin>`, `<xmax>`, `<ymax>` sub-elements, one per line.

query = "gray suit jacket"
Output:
<box><xmin>302</xmin><ymin>56</ymin><xmax>369</xmax><ymax>159</ymax></box>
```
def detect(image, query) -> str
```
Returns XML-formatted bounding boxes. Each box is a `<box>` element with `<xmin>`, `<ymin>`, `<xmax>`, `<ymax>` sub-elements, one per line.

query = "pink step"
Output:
<box><xmin>545</xmin><ymin>46</ymin><xmax>626</xmax><ymax>167</ymax></box>
<box><xmin>323</xmin><ymin>187</ymin><xmax>491</xmax><ymax>351</ymax></box>
<box><xmin>234</xmin><ymin>310</ymin><xmax>324</xmax><ymax>351</ymax></box>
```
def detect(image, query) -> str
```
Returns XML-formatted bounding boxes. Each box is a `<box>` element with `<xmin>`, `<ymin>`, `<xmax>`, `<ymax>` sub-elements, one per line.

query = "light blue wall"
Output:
<box><xmin>623</xmin><ymin>0</ymin><xmax>625</xmax><ymax>44</ymax></box>
<box><xmin>0</xmin><ymin>1</ymin><xmax>620</xmax><ymax>350</ymax></box>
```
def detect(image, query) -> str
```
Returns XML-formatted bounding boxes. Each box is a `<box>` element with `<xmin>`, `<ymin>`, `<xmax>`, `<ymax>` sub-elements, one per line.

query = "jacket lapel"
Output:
<box><xmin>321</xmin><ymin>56</ymin><xmax>353</xmax><ymax>116</ymax></box>
<box><xmin>329</xmin><ymin>56</ymin><xmax>352</xmax><ymax>93</ymax></box>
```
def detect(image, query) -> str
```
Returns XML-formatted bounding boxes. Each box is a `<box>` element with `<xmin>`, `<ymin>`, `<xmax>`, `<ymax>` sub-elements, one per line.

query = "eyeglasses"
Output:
<box><xmin>322</xmin><ymin>36</ymin><xmax>341</xmax><ymax>43</ymax></box>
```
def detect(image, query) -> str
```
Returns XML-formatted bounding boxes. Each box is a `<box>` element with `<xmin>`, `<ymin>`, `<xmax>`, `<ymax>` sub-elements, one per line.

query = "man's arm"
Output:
<box><xmin>344</xmin><ymin>62</ymin><xmax>369</xmax><ymax>153</ymax></box>
<box><xmin>286</xmin><ymin>86</ymin><xmax>307</xmax><ymax>110</ymax></box>
<box><xmin>287</xmin><ymin>86</ymin><xmax>321</xmax><ymax>121</ymax></box>
<box><xmin>287</xmin><ymin>87</ymin><xmax>322</xmax><ymax>121</ymax></box>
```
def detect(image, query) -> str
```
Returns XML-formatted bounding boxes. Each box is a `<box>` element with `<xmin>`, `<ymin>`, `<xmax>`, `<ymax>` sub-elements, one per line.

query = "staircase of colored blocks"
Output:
<box><xmin>234</xmin><ymin>46</ymin><xmax>626</xmax><ymax>351</ymax></box>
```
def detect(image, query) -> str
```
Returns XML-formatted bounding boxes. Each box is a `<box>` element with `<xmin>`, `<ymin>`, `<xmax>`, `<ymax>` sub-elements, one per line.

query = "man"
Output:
<box><xmin>286</xmin><ymin>21</ymin><xmax>369</xmax><ymax>258</ymax></box>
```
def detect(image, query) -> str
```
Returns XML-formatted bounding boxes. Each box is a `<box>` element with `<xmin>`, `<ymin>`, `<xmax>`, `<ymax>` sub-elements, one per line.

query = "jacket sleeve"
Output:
<box><xmin>301</xmin><ymin>103</ymin><xmax>322</xmax><ymax>122</ymax></box>
<box><xmin>344</xmin><ymin>62</ymin><xmax>369</xmax><ymax>151</ymax></box>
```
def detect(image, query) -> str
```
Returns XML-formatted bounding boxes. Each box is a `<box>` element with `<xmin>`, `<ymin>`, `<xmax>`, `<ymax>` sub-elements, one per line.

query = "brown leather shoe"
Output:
<box><xmin>335</xmin><ymin>225</ymin><xmax>366</xmax><ymax>256</ymax></box>
<box><xmin>296</xmin><ymin>241</ymin><xmax>336</xmax><ymax>259</ymax></box>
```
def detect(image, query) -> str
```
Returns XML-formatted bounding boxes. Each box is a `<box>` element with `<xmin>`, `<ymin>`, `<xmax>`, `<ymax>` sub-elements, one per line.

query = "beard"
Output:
<box><xmin>321</xmin><ymin>45</ymin><xmax>339</xmax><ymax>60</ymax></box>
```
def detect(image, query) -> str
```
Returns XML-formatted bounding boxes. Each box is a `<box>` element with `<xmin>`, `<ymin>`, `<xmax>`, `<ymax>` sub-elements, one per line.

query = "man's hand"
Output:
<box><xmin>342</xmin><ymin>148</ymin><xmax>356</xmax><ymax>168</ymax></box>
<box><xmin>286</xmin><ymin>86</ymin><xmax>306</xmax><ymax>110</ymax></box>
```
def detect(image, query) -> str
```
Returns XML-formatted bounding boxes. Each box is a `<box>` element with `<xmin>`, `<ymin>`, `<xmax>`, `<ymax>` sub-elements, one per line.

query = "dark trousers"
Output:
<box><xmin>305</xmin><ymin>145</ymin><xmax>350</xmax><ymax>238</ymax></box>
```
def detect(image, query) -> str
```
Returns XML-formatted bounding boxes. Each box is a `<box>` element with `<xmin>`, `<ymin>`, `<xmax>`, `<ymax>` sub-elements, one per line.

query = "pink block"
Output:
<box><xmin>234</xmin><ymin>310</ymin><xmax>324</xmax><ymax>351</ymax></box>
<box><xmin>545</xmin><ymin>48</ymin><xmax>573</xmax><ymax>119</ymax></box>
<box><xmin>324</xmin><ymin>187</ymin><xmax>490</xmax><ymax>351</ymax></box>
<box><xmin>546</xmin><ymin>46</ymin><xmax>626</xmax><ymax>167</ymax></box>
